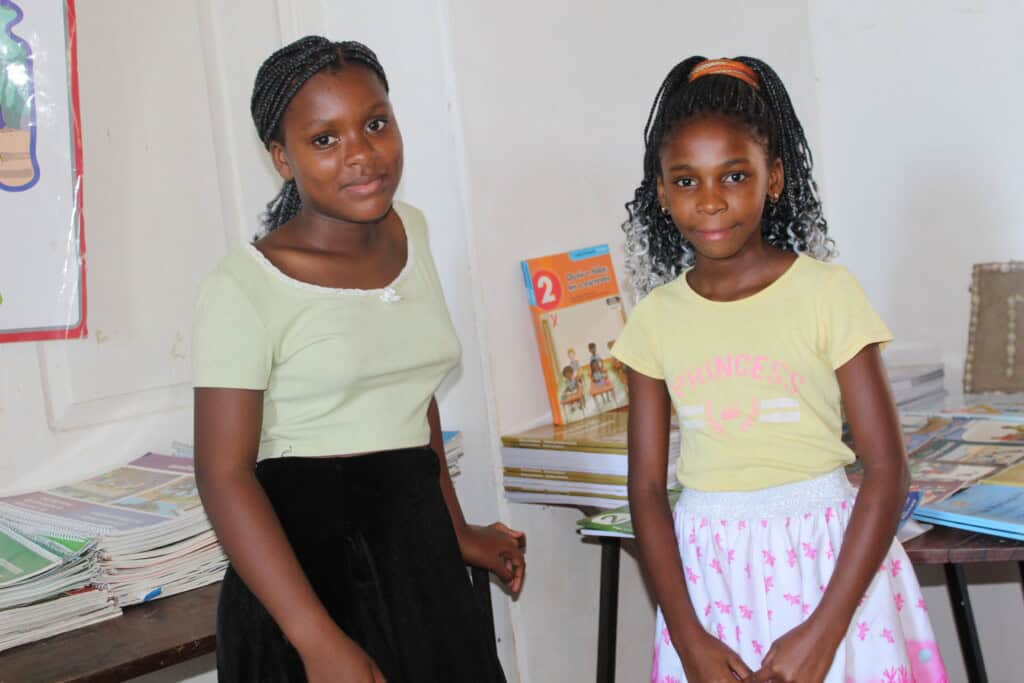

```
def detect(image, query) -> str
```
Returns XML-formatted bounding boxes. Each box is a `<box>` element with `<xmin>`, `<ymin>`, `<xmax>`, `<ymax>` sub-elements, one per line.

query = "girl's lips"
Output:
<box><xmin>344</xmin><ymin>176</ymin><xmax>384</xmax><ymax>195</ymax></box>
<box><xmin>691</xmin><ymin>225</ymin><xmax>736</xmax><ymax>241</ymax></box>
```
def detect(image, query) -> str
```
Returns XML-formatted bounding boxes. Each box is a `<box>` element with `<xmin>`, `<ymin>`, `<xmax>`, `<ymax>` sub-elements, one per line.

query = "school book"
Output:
<box><xmin>501</xmin><ymin>407</ymin><xmax>680</xmax><ymax>509</ymax></box>
<box><xmin>979</xmin><ymin>461</ymin><xmax>1024</xmax><ymax>487</ymax></box>
<box><xmin>520</xmin><ymin>245</ymin><xmax>628</xmax><ymax>425</ymax></box>
<box><xmin>913</xmin><ymin>482</ymin><xmax>1024</xmax><ymax>541</ymax></box>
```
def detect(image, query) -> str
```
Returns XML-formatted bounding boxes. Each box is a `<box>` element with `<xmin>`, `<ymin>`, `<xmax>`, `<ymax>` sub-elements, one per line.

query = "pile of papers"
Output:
<box><xmin>886</xmin><ymin>363</ymin><xmax>945</xmax><ymax>409</ymax></box>
<box><xmin>443</xmin><ymin>431</ymin><xmax>464</xmax><ymax>478</ymax></box>
<box><xmin>0</xmin><ymin>523</ymin><xmax>120</xmax><ymax>652</ymax></box>
<box><xmin>501</xmin><ymin>408</ymin><xmax>680</xmax><ymax>509</ymax></box>
<box><xmin>0</xmin><ymin>451</ymin><xmax>227</xmax><ymax>609</ymax></box>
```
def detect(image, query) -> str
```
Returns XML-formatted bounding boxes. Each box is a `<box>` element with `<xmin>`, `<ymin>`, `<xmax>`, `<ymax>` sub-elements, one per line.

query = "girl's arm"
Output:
<box><xmin>194</xmin><ymin>388</ymin><xmax>384</xmax><ymax>682</ymax></box>
<box><xmin>628</xmin><ymin>369</ymin><xmax>752</xmax><ymax>680</ymax></box>
<box><xmin>748</xmin><ymin>343</ymin><xmax>908</xmax><ymax>683</ymax></box>
<box><xmin>814</xmin><ymin>342</ymin><xmax>908</xmax><ymax>636</ymax></box>
<box><xmin>426</xmin><ymin>396</ymin><xmax>525</xmax><ymax>594</ymax></box>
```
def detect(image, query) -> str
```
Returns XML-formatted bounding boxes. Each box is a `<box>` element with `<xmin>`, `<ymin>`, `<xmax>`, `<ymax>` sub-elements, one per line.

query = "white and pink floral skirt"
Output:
<box><xmin>652</xmin><ymin>469</ymin><xmax>948</xmax><ymax>683</ymax></box>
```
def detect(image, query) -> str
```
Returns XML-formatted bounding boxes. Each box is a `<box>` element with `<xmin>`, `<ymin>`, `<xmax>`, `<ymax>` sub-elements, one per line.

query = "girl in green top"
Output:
<box><xmin>193</xmin><ymin>36</ymin><xmax>522</xmax><ymax>683</ymax></box>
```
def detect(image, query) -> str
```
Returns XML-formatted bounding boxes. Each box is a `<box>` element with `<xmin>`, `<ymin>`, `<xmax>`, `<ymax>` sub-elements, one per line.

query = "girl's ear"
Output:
<box><xmin>269</xmin><ymin>141</ymin><xmax>294</xmax><ymax>183</ymax></box>
<box><xmin>656</xmin><ymin>174</ymin><xmax>667</xmax><ymax>210</ymax></box>
<box><xmin>768</xmin><ymin>157</ymin><xmax>784</xmax><ymax>200</ymax></box>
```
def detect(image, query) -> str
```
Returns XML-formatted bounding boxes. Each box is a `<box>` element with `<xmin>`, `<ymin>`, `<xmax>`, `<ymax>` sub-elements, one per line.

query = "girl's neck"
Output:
<box><xmin>686</xmin><ymin>239</ymin><xmax>795</xmax><ymax>302</ymax></box>
<box><xmin>287</xmin><ymin>206</ymin><xmax>395</xmax><ymax>256</ymax></box>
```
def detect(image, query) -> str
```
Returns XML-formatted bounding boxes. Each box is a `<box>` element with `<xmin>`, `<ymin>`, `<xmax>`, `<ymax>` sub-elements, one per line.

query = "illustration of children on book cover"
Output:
<box><xmin>521</xmin><ymin>245</ymin><xmax>629</xmax><ymax>424</ymax></box>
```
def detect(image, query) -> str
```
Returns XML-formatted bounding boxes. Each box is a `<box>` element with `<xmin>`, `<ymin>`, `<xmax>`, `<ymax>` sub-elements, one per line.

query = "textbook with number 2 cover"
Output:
<box><xmin>520</xmin><ymin>245</ymin><xmax>629</xmax><ymax>425</ymax></box>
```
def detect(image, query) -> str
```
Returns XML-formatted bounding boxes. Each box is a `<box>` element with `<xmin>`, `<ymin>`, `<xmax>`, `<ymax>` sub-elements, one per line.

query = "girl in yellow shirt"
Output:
<box><xmin>612</xmin><ymin>57</ymin><xmax>946</xmax><ymax>683</ymax></box>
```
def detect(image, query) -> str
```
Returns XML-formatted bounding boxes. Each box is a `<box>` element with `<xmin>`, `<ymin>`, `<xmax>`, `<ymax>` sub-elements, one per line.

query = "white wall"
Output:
<box><xmin>809</xmin><ymin>0</ymin><xmax>1024</xmax><ymax>376</ymax></box>
<box><xmin>808</xmin><ymin>2</ymin><xmax>1024</xmax><ymax>680</ymax></box>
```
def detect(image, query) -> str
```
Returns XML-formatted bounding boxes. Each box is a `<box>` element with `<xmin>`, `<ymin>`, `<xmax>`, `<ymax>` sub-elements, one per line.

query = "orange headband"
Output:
<box><xmin>688</xmin><ymin>59</ymin><xmax>759</xmax><ymax>89</ymax></box>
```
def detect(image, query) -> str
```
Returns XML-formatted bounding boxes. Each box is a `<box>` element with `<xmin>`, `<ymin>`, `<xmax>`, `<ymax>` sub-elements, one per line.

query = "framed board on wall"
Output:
<box><xmin>0</xmin><ymin>0</ymin><xmax>86</xmax><ymax>342</ymax></box>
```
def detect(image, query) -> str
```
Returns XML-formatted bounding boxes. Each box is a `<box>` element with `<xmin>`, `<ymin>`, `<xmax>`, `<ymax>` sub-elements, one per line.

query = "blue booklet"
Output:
<box><xmin>913</xmin><ymin>483</ymin><xmax>1024</xmax><ymax>541</ymax></box>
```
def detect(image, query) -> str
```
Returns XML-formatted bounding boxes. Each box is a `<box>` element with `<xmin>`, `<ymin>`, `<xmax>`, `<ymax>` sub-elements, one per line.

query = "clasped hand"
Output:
<box><xmin>458</xmin><ymin>522</ymin><xmax>526</xmax><ymax>594</ymax></box>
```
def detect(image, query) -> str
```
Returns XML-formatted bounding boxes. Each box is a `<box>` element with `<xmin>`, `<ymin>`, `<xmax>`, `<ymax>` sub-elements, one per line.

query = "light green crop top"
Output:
<box><xmin>191</xmin><ymin>202</ymin><xmax>461</xmax><ymax>460</ymax></box>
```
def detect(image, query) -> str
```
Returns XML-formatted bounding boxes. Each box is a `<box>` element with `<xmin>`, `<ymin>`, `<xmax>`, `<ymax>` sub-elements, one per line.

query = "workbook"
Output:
<box><xmin>520</xmin><ymin>245</ymin><xmax>628</xmax><ymax>424</ymax></box>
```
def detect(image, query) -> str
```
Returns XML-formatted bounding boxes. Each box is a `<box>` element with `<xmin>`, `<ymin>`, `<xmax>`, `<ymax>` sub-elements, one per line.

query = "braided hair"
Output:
<box><xmin>623</xmin><ymin>56</ymin><xmax>835</xmax><ymax>298</ymax></box>
<box><xmin>250</xmin><ymin>36</ymin><xmax>389</xmax><ymax>234</ymax></box>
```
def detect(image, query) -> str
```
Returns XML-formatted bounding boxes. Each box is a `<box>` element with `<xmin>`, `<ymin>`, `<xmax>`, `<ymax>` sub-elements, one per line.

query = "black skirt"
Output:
<box><xmin>216</xmin><ymin>448</ymin><xmax>507</xmax><ymax>682</ymax></box>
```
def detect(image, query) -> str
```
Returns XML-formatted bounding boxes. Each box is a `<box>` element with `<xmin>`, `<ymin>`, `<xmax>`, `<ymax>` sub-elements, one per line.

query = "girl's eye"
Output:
<box><xmin>367</xmin><ymin>117</ymin><xmax>388</xmax><ymax>133</ymax></box>
<box><xmin>725</xmin><ymin>171</ymin><xmax>748</xmax><ymax>183</ymax></box>
<box><xmin>674</xmin><ymin>177</ymin><xmax>696</xmax><ymax>188</ymax></box>
<box><xmin>312</xmin><ymin>134</ymin><xmax>338</xmax><ymax>148</ymax></box>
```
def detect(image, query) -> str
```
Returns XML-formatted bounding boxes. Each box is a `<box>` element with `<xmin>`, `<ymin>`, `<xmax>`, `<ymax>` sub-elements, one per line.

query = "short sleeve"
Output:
<box><xmin>192</xmin><ymin>271</ymin><xmax>272</xmax><ymax>389</ymax></box>
<box><xmin>611</xmin><ymin>295</ymin><xmax>664</xmax><ymax>379</ymax></box>
<box><xmin>819</xmin><ymin>266</ymin><xmax>893</xmax><ymax>369</ymax></box>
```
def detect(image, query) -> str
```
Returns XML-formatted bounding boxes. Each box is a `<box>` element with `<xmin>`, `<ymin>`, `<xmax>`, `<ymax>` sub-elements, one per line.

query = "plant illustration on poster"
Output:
<box><xmin>0</xmin><ymin>0</ymin><xmax>86</xmax><ymax>342</ymax></box>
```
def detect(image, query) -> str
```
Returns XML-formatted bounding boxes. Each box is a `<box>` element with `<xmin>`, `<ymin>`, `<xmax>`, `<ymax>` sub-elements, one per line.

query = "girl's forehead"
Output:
<box><xmin>661</xmin><ymin>115</ymin><xmax>768</xmax><ymax>164</ymax></box>
<box><xmin>282</xmin><ymin>67</ymin><xmax>389</xmax><ymax>124</ymax></box>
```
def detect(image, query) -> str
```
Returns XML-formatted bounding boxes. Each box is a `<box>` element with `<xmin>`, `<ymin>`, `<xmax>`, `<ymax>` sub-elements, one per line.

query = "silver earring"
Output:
<box><xmin>661</xmin><ymin>206</ymin><xmax>670</xmax><ymax>215</ymax></box>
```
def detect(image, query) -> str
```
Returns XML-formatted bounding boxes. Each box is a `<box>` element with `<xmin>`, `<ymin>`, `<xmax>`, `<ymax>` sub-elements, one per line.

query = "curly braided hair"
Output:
<box><xmin>623</xmin><ymin>56</ymin><xmax>835</xmax><ymax>298</ymax></box>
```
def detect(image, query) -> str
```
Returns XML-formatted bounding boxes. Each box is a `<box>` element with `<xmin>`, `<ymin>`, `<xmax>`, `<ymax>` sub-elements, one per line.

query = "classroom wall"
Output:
<box><xmin>3</xmin><ymin>1</ymin><xmax>1022</xmax><ymax>682</ymax></box>
<box><xmin>807</xmin><ymin>2</ymin><xmax>1024</xmax><ymax>680</ymax></box>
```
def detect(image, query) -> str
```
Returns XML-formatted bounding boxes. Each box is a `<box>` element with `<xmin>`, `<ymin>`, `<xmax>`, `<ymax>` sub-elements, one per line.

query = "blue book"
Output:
<box><xmin>900</xmin><ymin>489</ymin><xmax>922</xmax><ymax>529</ymax></box>
<box><xmin>913</xmin><ymin>483</ymin><xmax>1024</xmax><ymax>541</ymax></box>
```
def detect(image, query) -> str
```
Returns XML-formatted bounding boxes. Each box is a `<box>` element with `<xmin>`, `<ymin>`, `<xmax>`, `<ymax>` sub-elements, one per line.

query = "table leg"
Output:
<box><xmin>943</xmin><ymin>563</ymin><xmax>987</xmax><ymax>683</ymax></box>
<box><xmin>597</xmin><ymin>537</ymin><xmax>621</xmax><ymax>683</ymax></box>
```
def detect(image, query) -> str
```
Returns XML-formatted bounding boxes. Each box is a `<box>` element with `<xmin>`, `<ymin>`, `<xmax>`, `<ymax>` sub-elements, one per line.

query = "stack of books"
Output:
<box><xmin>501</xmin><ymin>408</ymin><xmax>680</xmax><ymax>509</ymax></box>
<box><xmin>0</xmin><ymin>524</ymin><xmax>120</xmax><ymax>652</ymax></box>
<box><xmin>913</xmin><ymin>462</ymin><xmax>1024</xmax><ymax>541</ymax></box>
<box><xmin>0</xmin><ymin>451</ymin><xmax>227</xmax><ymax>609</ymax></box>
<box><xmin>899</xmin><ymin>403</ymin><xmax>1024</xmax><ymax>541</ymax></box>
<box><xmin>886</xmin><ymin>363</ymin><xmax>945</xmax><ymax>409</ymax></box>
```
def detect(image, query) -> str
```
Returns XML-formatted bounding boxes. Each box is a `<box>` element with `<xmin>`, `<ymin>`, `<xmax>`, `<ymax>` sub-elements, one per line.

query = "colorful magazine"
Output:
<box><xmin>520</xmin><ymin>245</ymin><xmax>628</xmax><ymax>424</ymax></box>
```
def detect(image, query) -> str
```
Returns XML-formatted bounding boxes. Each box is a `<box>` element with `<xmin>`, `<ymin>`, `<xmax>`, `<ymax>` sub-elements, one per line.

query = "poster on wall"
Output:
<box><xmin>0</xmin><ymin>0</ymin><xmax>86</xmax><ymax>342</ymax></box>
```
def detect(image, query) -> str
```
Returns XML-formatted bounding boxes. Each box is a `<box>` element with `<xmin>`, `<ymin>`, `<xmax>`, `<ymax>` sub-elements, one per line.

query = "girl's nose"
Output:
<box><xmin>696</xmin><ymin>187</ymin><xmax>727</xmax><ymax>215</ymax></box>
<box><xmin>344</xmin><ymin>133</ymin><xmax>376</xmax><ymax>166</ymax></box>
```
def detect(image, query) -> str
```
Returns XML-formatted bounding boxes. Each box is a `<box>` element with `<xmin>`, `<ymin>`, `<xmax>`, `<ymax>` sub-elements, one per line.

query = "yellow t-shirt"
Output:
<box><xmin>191</xmin><ymin>202</ymin><xmax>461</xmax><ymax>460</ymax></box>
<box><xmin>612</xmin><ymin>255</ymin><xmax>892</xmax><ymax>491</ymax></box>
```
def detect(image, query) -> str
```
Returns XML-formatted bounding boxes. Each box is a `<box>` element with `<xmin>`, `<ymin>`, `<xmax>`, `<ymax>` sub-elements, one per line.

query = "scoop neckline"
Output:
<box><xmin>679</xmin><ymin>253</ymin><xmax>805</xmax><ymax>306</ymax></box>
<box><xmin>245</xmin><ymin>205</ymin><xmax>414</xmax><ymax>296</ymax></box>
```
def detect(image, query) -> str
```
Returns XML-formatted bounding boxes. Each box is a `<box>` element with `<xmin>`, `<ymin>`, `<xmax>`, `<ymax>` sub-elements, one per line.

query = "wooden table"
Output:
<box><xmin>903</xmin><ymin>526</ymin><xmax>1024</xmax><ymax>683</ymax></box>
<box><xmin>590</xmin><ymin>527</ymin><xmax>1024</xmax><ymax>683</ymax></box>
<box><xmin>0</xmin><ymin>568</ymin><xmax>496</xmax><ymax>683</ymax></box>
<box><xmin>0</xmin><ymin>583</ymin><xmax>219</xmax><ymax>683</ymax></box>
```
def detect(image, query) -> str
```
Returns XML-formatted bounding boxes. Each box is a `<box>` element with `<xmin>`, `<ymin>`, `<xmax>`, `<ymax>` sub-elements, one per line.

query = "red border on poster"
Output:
<box><xmin>0</xmin><ymin>0</ymin><xmax>87</xmax><ymax>343</ymax></box>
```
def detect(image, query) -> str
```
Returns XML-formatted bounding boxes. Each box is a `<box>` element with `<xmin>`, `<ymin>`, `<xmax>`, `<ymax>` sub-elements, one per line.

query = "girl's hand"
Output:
<box><xmin>299</xmin><ymin>626</ymin><xmax>387</xmax><ymax>682</ymax></box>
<box><xmin>743</xmin><ymin>617</ymin><xmax>840</xmax><ymax>683</ymax></box>
<box><xmin>678</xmin><ymin>629</ymin><xmax>752</xmax><ymax>683</ymax></box>
<box><xmin>458</xmin><ymin>522</ymin><xmax>526</xmax><ymax>594</ymax></box>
